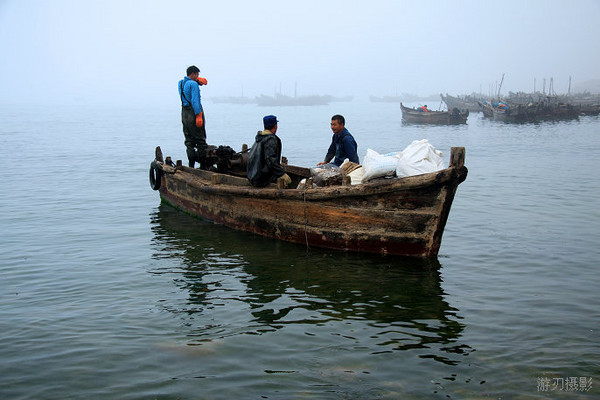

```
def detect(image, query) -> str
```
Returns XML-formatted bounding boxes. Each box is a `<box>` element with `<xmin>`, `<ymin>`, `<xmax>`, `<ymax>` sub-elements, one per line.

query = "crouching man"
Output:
<box><xmin>247</xmin><ymin>115</ymin><xmax>292</xmax><ymax>188</ymax></box>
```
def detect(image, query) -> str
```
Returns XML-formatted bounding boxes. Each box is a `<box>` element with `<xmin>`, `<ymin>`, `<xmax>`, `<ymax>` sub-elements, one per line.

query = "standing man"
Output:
<box><xmin>178</xmin><ymin>65</ymin><xmax>208</xmax><ymax>168</ymax></box>
<box><xmin>319</xmin><ymin>114</ymin><xmax>359</xmax><ymax>166</ymax></box>
<box><xmin>247</xmin><ymin>115</ymin><xmax>292</xmax><ymax>187</ymax></box>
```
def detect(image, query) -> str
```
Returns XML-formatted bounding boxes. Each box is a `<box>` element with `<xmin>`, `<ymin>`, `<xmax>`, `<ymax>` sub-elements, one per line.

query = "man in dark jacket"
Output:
<box><xmin>319</xmin><ymin>114</ymin><xmax>359</xmax><ymax>167</ymax></box>
<box><xmin>247</xmin><ymin>115</ymin><xmax>291</xmax><ymax>187</ymax></box>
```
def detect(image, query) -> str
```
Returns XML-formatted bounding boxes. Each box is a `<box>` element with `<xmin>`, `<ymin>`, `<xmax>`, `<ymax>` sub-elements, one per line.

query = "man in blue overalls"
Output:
<box><xmin>178</xmin><ymin>65</ymin><xmax>208</xmax><ymax>168</ymax></box>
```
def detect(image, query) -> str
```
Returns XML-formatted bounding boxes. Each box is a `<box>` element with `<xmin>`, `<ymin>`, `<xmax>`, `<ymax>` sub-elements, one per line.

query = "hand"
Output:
<box><xmin>196</xmin><ymin>77</ymin><xmax>208</xmax><ymax>85</ymax></box>
<box><xmin>317</xmin><ymin>161</ymin><xmax>327</xmax><ymax>166</ymax></box>
<box><xmin>195</xmin><ymin>112</ymin><xmax>204</xmax><ymax>127</ymax></box>
<box><xmin>282</xmin><ymin>173</ymin><xmax>292</xmax><ymax>187</ymax></box>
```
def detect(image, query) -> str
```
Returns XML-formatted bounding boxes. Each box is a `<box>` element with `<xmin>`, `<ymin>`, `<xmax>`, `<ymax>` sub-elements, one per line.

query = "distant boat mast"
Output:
<box><xmin>497</xmin><ymin>73</ymin><xmax>505</xmax><ymax>98</ymax></box>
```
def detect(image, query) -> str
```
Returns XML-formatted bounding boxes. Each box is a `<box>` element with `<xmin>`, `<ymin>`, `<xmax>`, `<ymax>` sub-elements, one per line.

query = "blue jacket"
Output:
<box><xmin>326</xmin><ymin>128</ymin><xmax>359</xmax><ymax>166</ymax></box>
<box><xmin>178</xmin><ymin>76</ymin><xmax>202</xmax><ymax>115</ymax></box>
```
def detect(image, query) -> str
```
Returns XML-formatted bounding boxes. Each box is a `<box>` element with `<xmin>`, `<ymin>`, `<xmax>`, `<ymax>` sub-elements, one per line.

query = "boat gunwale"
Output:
<box><xmin>157</xmin><ymin>162</ymin><xmax>467</xmax><ymax>201</ymax></box>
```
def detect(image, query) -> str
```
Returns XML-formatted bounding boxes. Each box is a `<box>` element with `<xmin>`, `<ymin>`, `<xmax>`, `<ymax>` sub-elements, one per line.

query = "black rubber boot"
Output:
<box><xmin>186</xmin><ymin>147</ymin><xmax>197</xmax><ymax>168</ymax></box>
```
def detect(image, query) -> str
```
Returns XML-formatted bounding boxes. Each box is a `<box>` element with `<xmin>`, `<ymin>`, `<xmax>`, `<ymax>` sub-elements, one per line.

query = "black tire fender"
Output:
<box><xmin>149</xmin><ymin>161</ymin><xmax>162</xmax><ymax>190</ymax></box>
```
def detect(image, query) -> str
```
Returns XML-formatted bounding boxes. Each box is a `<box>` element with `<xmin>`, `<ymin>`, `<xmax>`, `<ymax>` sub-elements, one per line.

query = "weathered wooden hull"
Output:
<box><xmin>492</xmin><ymin>103</ymin><xmax>578</xmax><ymax>123</ymax></box>
<box><xmin>400</xmin><ymin>103</ymin><xmax>469</xmax><ymax>125</ymax></box>
<box><xmin>492</xmin><ymin>108</ymin><xmax>533</xmax><ymax>123</ymax></box>
<box><xmin>151</xmin><ymin>148</ymin><xmax>467</xmax><ymax>257</ymax></box>
<box><xmin>440</xmin><ymin>93</ymin><xmax>483</xmax><ymax>112</ymax></box>
<box><xmin>478</xmin><ymin>101</ymin><xmax>494</xmax><ymax>118</ymax></box>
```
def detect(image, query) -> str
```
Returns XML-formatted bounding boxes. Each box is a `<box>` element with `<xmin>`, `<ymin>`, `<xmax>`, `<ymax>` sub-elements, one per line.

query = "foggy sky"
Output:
<box><xmin>1</xmin><ymin>0</ymin><xmax>599</xmax><ymax>106</ymax></box>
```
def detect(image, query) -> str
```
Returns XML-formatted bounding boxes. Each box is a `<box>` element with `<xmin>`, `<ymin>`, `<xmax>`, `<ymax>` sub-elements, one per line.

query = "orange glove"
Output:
<box><xmin>195</xmin><ymin>112</ymin><xmax>204</xmax><ymax>127</ymax></box>
<box><xmin>196</xmin><ymin>77</ymin><xmax>208</xmax><ymax>86</ymax></box>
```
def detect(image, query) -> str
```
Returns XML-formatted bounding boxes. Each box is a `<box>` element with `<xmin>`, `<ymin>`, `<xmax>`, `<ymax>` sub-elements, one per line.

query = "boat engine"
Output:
<box><xmin>196</xmin><ymin>144</ymin><xmax>248</xmax><ymax>175</ymax></box>
<box><xmin>214</xmin><ymin>145</ymin><xmax>248</xmax><ymax>175</ymax></box>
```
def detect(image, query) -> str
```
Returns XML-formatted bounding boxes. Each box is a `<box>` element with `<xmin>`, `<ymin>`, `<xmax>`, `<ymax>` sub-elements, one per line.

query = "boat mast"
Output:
<box><xmin>543</xmin><ymin>78</ymin><xmax>546</xmax><ymax>95</ymax></box>
<box><xmin>497</xmin><ymin>73</ymin><xmax>505</xmax><ymax>98</ymax></box>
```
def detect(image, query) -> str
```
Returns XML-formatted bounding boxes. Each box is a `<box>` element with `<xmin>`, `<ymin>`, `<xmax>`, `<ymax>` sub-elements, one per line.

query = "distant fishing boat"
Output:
<box><xmin>370</xmin><ymin>95</ymin><xmax>403</xmax><ymax>103</ymax></box>
<box><xmin>211</xmin><ymin>85</ymin><xmax>256</xmax><ymax>104</ymax></box>
<box><xmin>480</xmin><ymin>98</ymin><xmax>579</xmax><ymax>123</ymax></box>
<box><xmin>211</xmin><ymin>96</ymin><xmax>255</xmax><ymax>104</ymax></box>
<box><xmin>328</xmin><ymin>95</ymin><xmax>354</xmax><ymax>102</ymax></box>
<box><xmin>370</xmin><ymin>93</ymin><xmax>438</xmax><ymax>103</ymax></box>
<box><xmin>209</xmin><ymin>96</ymin><xmax>256</xmax><ymax>104</ymax></box>
<box><xmin>478</xmin><ymin>100</ymin><xmax>494</xmax><ymax>118</ymax></box>
<box><xmin>440</xmin><ymin>93</ymin><xmax>483</xmax><ymax>112</ymax></box>
<box><xmin>489</xmin><ymin>102</ymin><xmax>533</xmax><ymax>123</ymax></box>
<box><xmin>400</xmin><ymin>103</ymin><xmax>469</xmax><ymax>125</ymax></box>
<box><xmin>255</xmin><ymin>93</ymin><xmax>329</xmax><ymax>106</ymax></box>
<box><xmin>578</xmin><ymin>103</ymin><xmax>600</xmax><ymax>116</ymax></box>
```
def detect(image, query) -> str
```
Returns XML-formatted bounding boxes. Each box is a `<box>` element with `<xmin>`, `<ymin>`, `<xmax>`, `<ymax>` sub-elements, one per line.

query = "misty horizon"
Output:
<box><xmin>1</xmin><ymin>0</ymin><xmax>599</xmax><ymax>107</ymax></box>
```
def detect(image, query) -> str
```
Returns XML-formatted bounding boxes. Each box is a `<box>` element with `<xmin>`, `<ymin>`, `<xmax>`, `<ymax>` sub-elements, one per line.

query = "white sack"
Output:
<box><xmin>347</xmin><ymin>166</ymin><xmax>364</xmax><ymax>185</ymax></box>
<box><xmin>396</xmin><ymin>139</ymin><xmax>444</xmax><ymax>178</ymax></box>
<box><xmin>361</xmin><ymin>148</ymin><xmax>400</xmax><ymax>182</ymax></box>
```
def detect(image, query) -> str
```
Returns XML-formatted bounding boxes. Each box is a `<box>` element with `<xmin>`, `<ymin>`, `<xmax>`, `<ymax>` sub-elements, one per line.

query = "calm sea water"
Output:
<box><xmin>1</xmin><ymin>99</ymin><xmax>598</xmax><ymax>399</ymax></box>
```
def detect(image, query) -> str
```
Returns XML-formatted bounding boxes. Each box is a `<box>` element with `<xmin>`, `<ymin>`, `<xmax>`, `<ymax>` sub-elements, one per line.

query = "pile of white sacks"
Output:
<box><xmin>346</xmin><ymin>139</ymin><xmax>445</xmax><ymax>185</ymax></box>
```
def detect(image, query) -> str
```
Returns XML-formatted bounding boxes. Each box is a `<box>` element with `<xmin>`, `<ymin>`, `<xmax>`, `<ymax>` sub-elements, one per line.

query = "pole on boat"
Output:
<box><xmin>497</xmin><ymin>73</ymin><xmax>505</xmax><ymax>98</ymax></box>
<box><xmin>543</xmin><ymin>78</ymin><xmax>546</xmax><ymax>95</ymax></box>
<box><xmin>450</xmin><ymin>147</ymin><xmax>465</xmax><ymax>168</ymax></box>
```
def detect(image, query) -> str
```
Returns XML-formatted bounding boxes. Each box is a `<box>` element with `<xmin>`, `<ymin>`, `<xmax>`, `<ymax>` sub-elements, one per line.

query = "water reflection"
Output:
<box><xmin>150</xmin><ymin>205</ymin><xmax>472</xmax><ymax>366</ymax></box>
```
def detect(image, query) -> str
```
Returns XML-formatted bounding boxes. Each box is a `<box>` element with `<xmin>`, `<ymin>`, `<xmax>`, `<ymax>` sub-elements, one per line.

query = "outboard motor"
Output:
<box><xmin>215</xmin><ymin>145</ymin><xmax>248</xmax><ymax>174</ymax></box>
<box><xmin>199</xmin><ymin>145</ymin><xmax>218</xmax><ymax>170</ymax></box>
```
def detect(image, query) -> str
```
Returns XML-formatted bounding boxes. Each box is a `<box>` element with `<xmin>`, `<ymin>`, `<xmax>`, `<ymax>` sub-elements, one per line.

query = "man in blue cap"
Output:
<box><xmin>247</xmin><ymin>115</ymin><xmax>292</xmax><ymax>187</ymax></box>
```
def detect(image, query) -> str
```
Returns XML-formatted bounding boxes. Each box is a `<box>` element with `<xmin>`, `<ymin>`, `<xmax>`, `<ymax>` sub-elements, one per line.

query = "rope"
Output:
<box><xmin>303</xmin><ymin>190</ymin><xmax>310</xmax><ymax>251</ymax></box>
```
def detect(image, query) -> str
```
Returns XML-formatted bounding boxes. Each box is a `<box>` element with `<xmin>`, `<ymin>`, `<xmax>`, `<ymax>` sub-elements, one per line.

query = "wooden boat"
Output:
<box><xmin>478</xmin><ymin>100</ymin><xmax>494</xmax><ymax>118</ymax></box>
<box><xmin>400</xmin><ymin>103</ymin><xmax>469</xmax><ymax>125</ymax></box>
<box><xmin>255</xmin><ymin>93</ymin><xmax>329</xmax><ymax>106</ymax></box>
<box><xmin>484</xmin><ymin>100</ymin><xmax>579</xmax><ymax>123</ymax></box>
<box><xmin>211</xmin><ymin>95</ymin><xmax>255</xmax><ymax>104</ymax></box>
<box><xmin>370</xmin><ymin>95</ymin><xmax>403</xmax><ymax>103</ymax></box>
<box><xmin>440</xmin><ymin>93</ymin><xmax>483</xmax><ymax>112</ymax></box>
<box><xmin>491</xmin><ymin>102</ymin><xmax>534</xmax><ymax>123</ymax></box>
<box><xmin>578</xmin><ymin>103</ymin><xmax>600</xmax><ymax>116</ymax></box>
<box><xmin>149</xmin><ymin>146</ymin><xmax>468</xmax><ymax>257</ymax></box>
<box><xmin>370</xmin><ymin>94</ymin><xmax>438</xmax><ymax>103</ymax></box>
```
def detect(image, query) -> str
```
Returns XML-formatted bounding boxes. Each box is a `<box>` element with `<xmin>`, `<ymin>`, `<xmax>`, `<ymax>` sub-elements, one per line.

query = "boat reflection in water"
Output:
<box><xmin>150</xmin><ymin>205</ymin><xmax>473</xmax><ymax>368</ymax></box>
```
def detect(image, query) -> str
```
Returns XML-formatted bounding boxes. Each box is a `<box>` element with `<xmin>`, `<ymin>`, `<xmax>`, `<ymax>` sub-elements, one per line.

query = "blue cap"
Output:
<box><xmin>263</xmin><ymin>115</ymin><xmax>278</xmax><ymax>129</ymax></box>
